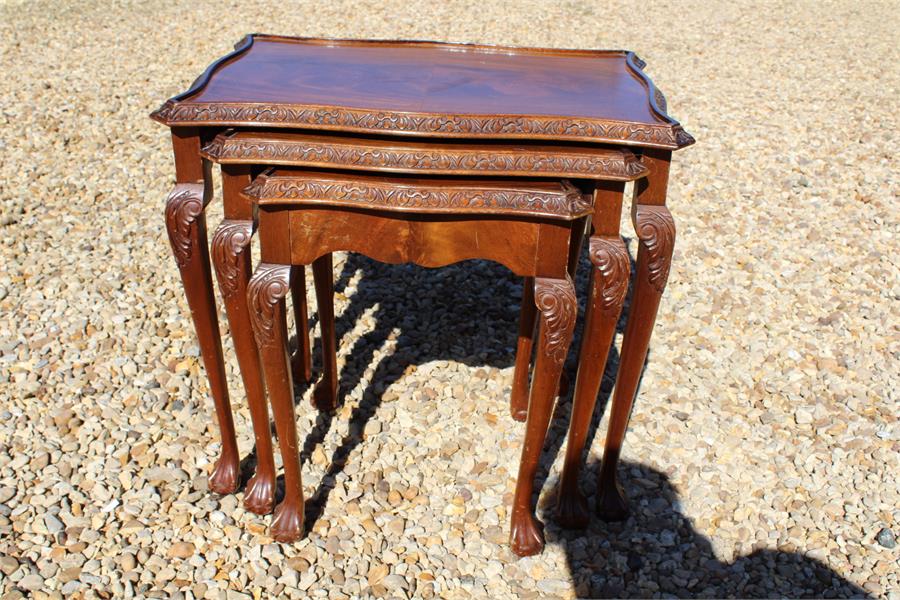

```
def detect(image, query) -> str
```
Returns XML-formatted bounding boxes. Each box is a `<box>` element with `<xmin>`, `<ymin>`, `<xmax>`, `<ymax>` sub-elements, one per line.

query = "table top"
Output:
<box><xmin>244</xmin><ymin>168</ymin><xmax>592</xmax><ymax>220</ymax></box>
<box><xmin>152</xmin><ymin>34</ymin><xmax>693</xmax><ymax>150</ymax></box>
<box><xmin>202</xmin><ymin>130</ymin><xmax>648</xmax><ymax>180</ymax></box>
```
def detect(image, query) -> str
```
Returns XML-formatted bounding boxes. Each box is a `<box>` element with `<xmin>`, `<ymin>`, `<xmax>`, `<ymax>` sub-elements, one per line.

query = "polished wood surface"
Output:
<box><xmin>152</xmin><ymin>35</ymin><xmax>693</xmax><ymax>149</ymax></box>
<box><xmin>197</xmin><ymin>39</ymin><xmax>652</xmax><ymax>118</ymax></box>
<box><xmin>202</xmin><ymin>130</ymin><xmax>648</xmax><ymax>180</ymax></box>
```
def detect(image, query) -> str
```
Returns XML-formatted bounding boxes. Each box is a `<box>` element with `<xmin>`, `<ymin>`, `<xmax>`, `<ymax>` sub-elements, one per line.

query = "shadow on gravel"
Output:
<box><xmin>287</xmin><ymin>243</ymin><xmax>867</xmax><ymax>598</ymax></box>
<box><xmin>296</xmin><ymin>251</ymin><xmax>529</xmax><ymax>528</ymax></box>
<box><xmin>293</xmin><ymin>240</ymin><xmax>624</xmax><ymax>536</ymax></box>
<box><xmin>546</xmin><ymin>459</ymin><xmax>870</xmax><ymax>599</ymax></box>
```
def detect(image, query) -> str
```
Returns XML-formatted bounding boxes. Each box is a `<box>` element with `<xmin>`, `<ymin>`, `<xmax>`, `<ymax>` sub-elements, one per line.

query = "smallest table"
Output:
<box><xmin>245</xmin><ymin>168</ymin><xmax>589</xmax><ymax>556</ymax></box>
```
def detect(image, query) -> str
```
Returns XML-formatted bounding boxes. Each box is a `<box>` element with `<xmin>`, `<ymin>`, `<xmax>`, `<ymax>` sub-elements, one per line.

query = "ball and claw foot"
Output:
<box><xmin>208</xmin><ymin>455</ymin><xmax>240</xmax><ymax>495</ymax></box>
<box><xmin>509</xmin><ymin>510</ymin><xmax>545</xmax><ymax>557</ymax></box>
<box><xmin>511</xmin><ymin>406</ymin><xmax>527</xmax><ymax>422</ymax></box>
<box><xmin>596</xmin><ymin>481</ymin><xmax>630</xmax><ymax>521</ymax></box>
<box><xmin>555</xmin><ymin>488</ymin><xmax>590</xmax><ymax>529</ymax></box>
<box><xmin>242</xmin><ymin>474</ymin><xmax>276</xmax><ymax>515</ymax></box>
<box><xmin>270</xmin><ymin>502</ymin><xmax>305</xmax><ymax>543</ymax></box>
<box><xmin>311</xmin><ymin>378</ymin><xmax>338</xmax><ymax>412</ymax></box>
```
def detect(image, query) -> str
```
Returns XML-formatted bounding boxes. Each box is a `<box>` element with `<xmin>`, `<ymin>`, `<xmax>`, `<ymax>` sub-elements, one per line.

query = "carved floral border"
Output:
<box><xmin>152</xmin><ymin>101</ymin><xmax>694</xmax><ymax>150</ymax></box>
<box><xmin>202</xmin><ymin>136</ymin><xmax>648</xmax><ymax>180</ymax></box>
<box><xmin>243</xmin><ymin>177</ymin><xmax>591</xmax><ymax>219</ymax></box>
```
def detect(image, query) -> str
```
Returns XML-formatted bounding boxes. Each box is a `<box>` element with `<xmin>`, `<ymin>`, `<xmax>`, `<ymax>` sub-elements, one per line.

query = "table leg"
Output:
<box><xmin>556</xmin><ymin>235</ymin><xmax>629</xmax><ymax>528</ymax></box>
<box><xmin>211</xmin><ymin>220</ymin><xmax>276</xmax><ymax>514</ymax></box>
<box><xmin>290</xmin><ymin>266</ymin><xmax>313</xmax><ymax>383</ymax></box>
<box><xmin>311</xmin><ymin>254</ymin><xmax>338</xmax><ymax>411</ymax></box>
<box><xmin>556</xmin><ymin>216</ymin><xmax>589</xmax><ymax>398</ymax></box>
<box><xmin>509</xmin><ymin>276</ymin><xmax>576</xmax><ymax>557</ymax></box>
<box><xmin>248</xmin><ymin>263</ymin><xmax>305</xmax><ymax>542</ymax></box>
<box><xmin>509</xmin><ymin>277</ymin><xmax>536</xmax><ymax>421</ymax></box>
<box><xmin>596</xmin><ymin>203</ymin><xmax>675</xmax><ymax>520</ymax></box>
<box><xmin>165</xmin><ymin>180</ymin><xmax>240</xmax><ymax>495</ymax></box>
<box><xmin>509</xmin><ymin>214</ymin><xmax>587</xmax><ymax>421</ymax></box>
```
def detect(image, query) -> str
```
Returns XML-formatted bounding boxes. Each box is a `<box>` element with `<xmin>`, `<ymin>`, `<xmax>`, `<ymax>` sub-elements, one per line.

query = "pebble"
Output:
<box><xmin>44</xmin><ymin>513</ymin><xmax>64</xmax><ymax>534</ymax></box>
<box><xmin>18</xmin><ymin>574</ymin><xmax>44</xmax><ymax>592</ymax></box>
<box><xmin>167</xmin><ymin>542</ymin><xmax>196</xmax><ymax>559</ymax></box>
<box><xmin>61</xmin><ymin>581</ymin><xmax>81</xmax><ymax>595</ymax></box>
<box><xmin>121</xmin><ymin>554</ymin><xmax>136</xmax><ymax>571</ymax></box>
<box><xmin>297</xmin><ymin>570</ymin><xmax>318</xmax><ymax>591</ymax></box>
<box><xmin>0</xmin><ymin>557</ymin><xmax>18</xmax><ymax>576</ymax></box>
<box><xmin>286</xmin><ymin>557</ymin><xmax>311</xmax><ymax>573</ymax></box>
<box><xmin>383</xmin><ymin>574</ymin><xmax>407</xmax><ymax>589</ymax></box>
<box><xmin>794</xmin><ymin>408</ymin><xmax>813</xmax><ymax>425</ymax></box>
<box><xmin>368</xmin><ymin>563</ymin><xmax>389</xmax><ymax>586</ymax></box>
<box><xmin>875</xmin><ymin>528</ymin><xmax>895</xmax><ymax>549</ymax></box>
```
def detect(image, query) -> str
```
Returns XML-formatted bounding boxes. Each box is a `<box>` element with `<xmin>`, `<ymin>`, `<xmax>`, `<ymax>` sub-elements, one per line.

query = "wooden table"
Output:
<box><xmin>245</xmin><ymin>169</ymin><xmax>592</xmax><ymax>554</ymax></box>
<box><xmin>151</xmin><ymin>34</ymin><xmax>693</xmax><ymax>548</ymax></box>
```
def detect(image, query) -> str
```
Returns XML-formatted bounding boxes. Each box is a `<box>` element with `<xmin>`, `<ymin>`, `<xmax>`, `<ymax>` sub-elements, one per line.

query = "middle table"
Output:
<box><xmin>200</xmin><ymin>130</ymin><xmax>649</xmax><ymax>536</ymax></box>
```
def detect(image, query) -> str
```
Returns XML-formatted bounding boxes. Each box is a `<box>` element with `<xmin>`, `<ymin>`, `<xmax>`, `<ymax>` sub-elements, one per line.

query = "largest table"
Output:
<box><xmin>151</xmin><ymin>34</ymin><xmax>694</xmax><ymax>543</ymax></box>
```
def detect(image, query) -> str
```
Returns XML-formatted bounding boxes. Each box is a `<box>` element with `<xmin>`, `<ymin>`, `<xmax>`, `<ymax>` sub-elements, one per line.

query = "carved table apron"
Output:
<box><xmin>151</xmin><ymin>34</ymin><xmax>693</xmax><ymax>542</ymax></box>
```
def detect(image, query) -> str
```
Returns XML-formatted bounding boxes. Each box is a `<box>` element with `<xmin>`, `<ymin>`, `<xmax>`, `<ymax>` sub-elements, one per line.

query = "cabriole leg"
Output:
<box><xmin>596</xmin><ymin>205</ymin><xmax>675</xmax><ymax>520</ymax></box>
<box><xmin>211</xmin><ymin>220</ymin><xmax>276</xmax><ymax>514</ymax></box>
<box><xmin>509</xmin><ymin>276</ymin><xmax>576</xmax><ymax>557</ymax></box>
<box><xmin>248</xmin><ymin>263</ymin><xmax>305</xmax><ymax>541</ymax></box>
<box><xmin>165</xmin><ymin>183</ymin><xmax>239</xmax><ymax>494</ymax></box>
<box><xmin>556</xmin><ymin>236</ymin><xmax>629</xmax><ymax>528</ymax></box>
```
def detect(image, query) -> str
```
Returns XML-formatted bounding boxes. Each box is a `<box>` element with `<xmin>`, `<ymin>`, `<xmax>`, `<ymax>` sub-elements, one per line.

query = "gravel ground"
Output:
<box><xmin>1</xmin><ymin>0</ymin><xmax>898</xmax><ymax>598</ymax></box>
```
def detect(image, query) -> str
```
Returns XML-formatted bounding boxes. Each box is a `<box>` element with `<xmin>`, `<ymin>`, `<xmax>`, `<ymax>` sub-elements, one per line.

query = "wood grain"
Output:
<box><xmin>151</xmin><ymin>35</ymin><xmax>693</xmax><ymax>149</ymax></box>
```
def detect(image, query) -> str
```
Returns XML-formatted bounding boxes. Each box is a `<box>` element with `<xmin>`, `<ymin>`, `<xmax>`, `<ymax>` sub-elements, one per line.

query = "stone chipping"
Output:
<box><xmin>0</xmin><ymin>0</ymin><xmax>897</xmax><ymax>598</ymax></box>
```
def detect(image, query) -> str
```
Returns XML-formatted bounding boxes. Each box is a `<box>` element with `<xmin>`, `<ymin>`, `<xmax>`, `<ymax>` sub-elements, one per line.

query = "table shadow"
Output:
<box><xmin>295</xmin><ymin>251</ymin><xmax>530</xmax><ymax>527</ymax></box>
<box><xmin>545</xmin><ymin>459</ymin><xmax>870</xmax><ymax>598</ymax></box>
<box><xmin>291</xmin><ymin>240</ymin><xmax>627</xmax><ymax>531</ymax></box>
<box><xmin>276</xmin><ymin>244</ymin><xmax>865</xmax><ymax>598</ymax></box>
